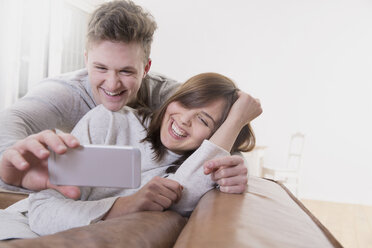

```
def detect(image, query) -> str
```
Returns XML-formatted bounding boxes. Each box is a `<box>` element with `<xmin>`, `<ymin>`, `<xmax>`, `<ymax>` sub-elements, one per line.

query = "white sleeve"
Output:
<box><xmin>70</xmin><ymin>105</ymin><xmax>134</xmax><ymax>146</ymax></box>
<box><xmin>70</xmin><ymin>105</ymin><xmax>111</xmax><ymax>145</ymax></box>
<box><xmin>28</xmin><ymin>189</ymin><xmax>118</xmax><ymax>236</ymax></box>
<box><xmin>167</xmin><ymin>140</ymin><xmax>230</xmax><ymax>216</ymax></box>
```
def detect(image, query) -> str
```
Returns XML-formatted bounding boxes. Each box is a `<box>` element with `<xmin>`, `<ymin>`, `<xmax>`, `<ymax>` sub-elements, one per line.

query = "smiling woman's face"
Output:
<box><xmin>160</xmin><ymin>98</ymin><xmax>226</xmax><ymax>154</ymax></box>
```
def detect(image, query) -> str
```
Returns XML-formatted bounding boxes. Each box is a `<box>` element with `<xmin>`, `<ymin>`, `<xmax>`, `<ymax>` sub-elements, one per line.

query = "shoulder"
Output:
<box><xmin>47</xmin><ymin>68</ymin><xmax>88</xmax><ymax>84</ymax></box>
<box><xmin>147</xmin><ymin>71</ymin><xmax>178</xmax><ymax>84</ymax></box>
<box><xmin>38</xmin><ymin>69</ymin><xmax>88</xmax><ymax>88</ymax></box>
<box><xmin>146</xmin><ymin>71</ymin><xmax>180</xmax><ymax>95</ymax></box>
<box><xmin>141</xmin><ymin>71</ymin><xmax>181</xmax><ymax>110</ymax></box>
<box><xmin>27</xmin><ymin>69</ymin><xmax>90</xmax><ymax>100</ymax></box>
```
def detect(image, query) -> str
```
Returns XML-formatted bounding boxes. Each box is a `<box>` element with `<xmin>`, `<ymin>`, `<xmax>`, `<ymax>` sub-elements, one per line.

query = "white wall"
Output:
<box><xmin>1</xmin><ymin>0</ymin><xmax>370</xmax><ymax>205</ymax></box>
<box><xmin>136</xmin><ymin>0</ymin><xmax>372</xmax><ymax>205</ymax></box>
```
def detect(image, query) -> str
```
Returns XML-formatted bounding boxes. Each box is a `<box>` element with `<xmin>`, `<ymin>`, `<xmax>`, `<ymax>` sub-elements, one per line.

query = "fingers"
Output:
<box><xmin>148</xmin><ymin>177</ymin><xmax>183</xmax><ymax>204</ymax></box>
<box><xmin>12</xmin><ymin>131</ymin><xmax>58</xmax><ymax>161</ymax></box>
<box><xmin>17</xmin><ymin>138</ymin><xmax>50</xmax><ymax>160</ymax></box>
<box><xmin>104</xmin><ymin>177</ymin><xmax>183</xmax><ymax>219</ymax></box>
<box><xmin>203</xmin><ymin>155</ymin><xmax>248</xmax><ymax>194</ymax></box>
<box><xmin>219</xmin><ymin>184</ymin><xmax>247</xmax><ymax>194</ymax></box>
<box><xmin>134</xmin><ymin>177</ymin><xmax>183</xmax><ymax>211</ymax></box>
<box><xmin>46</xmin><ymin>181</ymin><xmax>81</xmax><ymax>200</ymax></box>
<box><xmin>13</xmin><ymin>131</ymin><xmax>80</xmax><ymax>162</ymax></box>
<box><xmin>212</xmin><ymin>162</ymin><xmax>247</xmax><ymax>181</ymax></box>
<box><xmin>148</xmin><ymin>192</ymin><xmax>173</xmax><ymax>210</ymax></box>
<box><xmin>157</xmin><ymin>177</ymin><xmax>183</xmax><ymax>202</ymax></box>
<box><xmin>63</xmin><ymin>186</ymin><xmax>81</xmax><ymax>200</ymax></box>
<box><xmin>21</xmin><ymin>166</ymin><xmax>49</xmax><ymax>191</ymax></box>
<box><xmin>215</xmin><ymin>174</ymin><xmax>248</xmax><ymax>188</ymax></box>
<box><xmin>1</xmin><ymin>148</ymin><xmax>29</xmax><ymax>171</ymax></box>
<box><xmin>57</xmin><ymin>132</ymin><xmax>80</xmax><ymax>149</ymax></box>
<box><xmin>204</xmin><ymin>155</ymin><xmax>244</xmax><ymax>174</ymax></box>
<box><xmin>212</xmin><ymin>168</ymin><xmax>248</xmax><ymax>195</ymax></box>
<box><xmin>36</xmin><ymin>130</ymin><xmax>69</xmax><ymax>155</ymax></box>
<box><xmin>0</xmin><ymin>150</ymin><xmax>24</xmax><ymax>185</ymax></box>
<box><xmin>0</xmin><ymin>130</ymin><xmax>80</xmax><ymax>191</ymax></box>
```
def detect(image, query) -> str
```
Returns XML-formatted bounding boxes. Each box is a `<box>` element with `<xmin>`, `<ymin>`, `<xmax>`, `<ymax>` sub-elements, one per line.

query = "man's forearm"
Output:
<box><xmin>0</xmin><ymin>109</ymin><xmax>37</xmax><ymax>155</ymax></box>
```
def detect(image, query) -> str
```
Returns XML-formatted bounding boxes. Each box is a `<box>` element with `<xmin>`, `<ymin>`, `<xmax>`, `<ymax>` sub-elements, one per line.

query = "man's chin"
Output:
<box><xmin>102</xmin><ymin>102</ymin><xmax>127</xmax><ymax>112</ymax></box>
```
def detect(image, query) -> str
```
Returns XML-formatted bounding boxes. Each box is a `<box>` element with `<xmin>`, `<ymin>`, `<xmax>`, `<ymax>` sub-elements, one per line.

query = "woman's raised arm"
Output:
<box><xmin>209</xmin><ymin>91</ymin><xmax>262</xmax><ymax>152</ymax></box>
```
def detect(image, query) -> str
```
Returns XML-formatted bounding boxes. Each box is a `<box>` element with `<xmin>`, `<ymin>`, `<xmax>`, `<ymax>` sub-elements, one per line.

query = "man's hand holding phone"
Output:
<box><xmin>0</xmin><ymin>130</ymin><xmax>81</xmax><ymax>199</ymax></box>
<box><xmin>48</xmin><ymin>144</ymin><xmax>141</xmax><ymax>189</ymax></box>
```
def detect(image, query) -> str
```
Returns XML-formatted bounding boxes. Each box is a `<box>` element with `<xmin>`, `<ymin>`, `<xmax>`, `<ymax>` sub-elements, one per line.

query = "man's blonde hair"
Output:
<box><xmin>86</xmin><ymin>0</ymin><xmax>157</xmax><ymax>64</ymax></box>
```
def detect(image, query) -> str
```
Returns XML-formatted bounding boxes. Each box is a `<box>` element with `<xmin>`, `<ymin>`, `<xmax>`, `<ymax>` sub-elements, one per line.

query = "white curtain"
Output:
<box><xmin>0</xmin><ymin>0</ymin><xmax>92</xmax><ymax>110</ymax></box>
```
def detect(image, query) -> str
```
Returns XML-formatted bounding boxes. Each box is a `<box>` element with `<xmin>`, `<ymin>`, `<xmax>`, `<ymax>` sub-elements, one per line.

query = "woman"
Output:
<box><xmin>1</xmin><ymin>72</ymin><xmax>262</xmax><ymax>238</ymax></box>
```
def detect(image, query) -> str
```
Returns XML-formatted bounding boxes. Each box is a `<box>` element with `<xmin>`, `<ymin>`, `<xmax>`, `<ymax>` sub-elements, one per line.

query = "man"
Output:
<box><xmin>0</xmin><ymin>0</ymin><xmax>255</xmax><ymax>212</ymax></box>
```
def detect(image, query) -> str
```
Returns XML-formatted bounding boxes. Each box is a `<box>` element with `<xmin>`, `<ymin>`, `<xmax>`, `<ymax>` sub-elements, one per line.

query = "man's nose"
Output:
<box><xmin>105</xmin><ymin>71</ymin><xmax>120</xmax><ymax>90</ymax></box>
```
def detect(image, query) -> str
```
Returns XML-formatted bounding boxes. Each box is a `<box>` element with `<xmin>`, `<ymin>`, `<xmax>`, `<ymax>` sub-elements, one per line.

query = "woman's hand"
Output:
<box><xmin>0</xmin><ymin>130</ymin><xmax>81</xmax><ymax>199</ymax></box>
<box><xmin>103</xmin><ymin>176</ymin><xmax>183</xmax><ymax>220</ymax></box>
<box><xmin>209</xmin><ymin>91</ymin><xmax>262</xmax><ymax>152</ymax></box>
<box><xmin>204</xmin><ymin>154</ymin><xmax>248</xmax><ymax>193</ymax></box>
<box><xmin>228</xmin><ymin>91</ymin><xmax>262</xmax><ymax>128</ymax></box>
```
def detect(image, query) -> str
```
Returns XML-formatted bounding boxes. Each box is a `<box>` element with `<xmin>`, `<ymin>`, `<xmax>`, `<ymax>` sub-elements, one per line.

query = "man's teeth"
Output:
<box><xmin>103</xmin><ymin>89</ymin><xmax>123</xmax><ymax>96</ymax></box>
<box><xmin>171</xmin><ymin>122</ymin><xmax>186</xmax><ymax>137</ymax></box>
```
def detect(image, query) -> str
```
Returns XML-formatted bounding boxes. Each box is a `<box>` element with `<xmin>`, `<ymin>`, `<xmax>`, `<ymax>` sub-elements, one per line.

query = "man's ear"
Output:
<box><xmin>84</xmin><ymin>50</ymin><xmax>88</xmax><ymax>66</ymax></box>
<box><xmin>144</xmin><ymin>59</ymin><xmax>152</xmax><ymax>77</ymax></box>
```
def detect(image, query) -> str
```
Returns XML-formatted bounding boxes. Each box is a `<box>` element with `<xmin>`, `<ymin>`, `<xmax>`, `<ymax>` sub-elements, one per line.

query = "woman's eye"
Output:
<box><xmin>198</xmin><ymin>115</ymin><xmax>209</xmax><ymax>127</ymax></box>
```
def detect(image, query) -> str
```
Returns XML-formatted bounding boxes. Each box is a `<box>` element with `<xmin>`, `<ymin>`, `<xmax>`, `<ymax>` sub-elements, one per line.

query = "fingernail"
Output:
<box><xmin>58</xmin><ymin>145</ymin><xmax>66</xmax><ymax>152</ymax></box>
<box><xmin>40</xmin><ymin>150</ymin><xmax>49</xmax><ymax>156</ymax></box>
<box><xmin>20</xmin><ymin>162</ymin><xmax>28</xmax><ymax>169</ymax></box>
<box><xmin>71</xmin><ymin>140</ymin><xmax>78</xmax><ymax>146</ymax></box>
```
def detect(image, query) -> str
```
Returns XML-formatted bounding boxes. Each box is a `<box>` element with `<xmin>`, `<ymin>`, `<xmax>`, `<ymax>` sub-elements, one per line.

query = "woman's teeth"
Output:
<box><xmin>171</xmin><ymin>122</ymin><xmax>186</xmax><ymax>137</ymax></box>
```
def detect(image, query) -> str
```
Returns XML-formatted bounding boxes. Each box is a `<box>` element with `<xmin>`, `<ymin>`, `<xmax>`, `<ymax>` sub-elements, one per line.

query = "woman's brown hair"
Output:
<box><xmin>142</xmin><ymin>73</ymin><xmax>256</xmax><ymax>171</ymax></box>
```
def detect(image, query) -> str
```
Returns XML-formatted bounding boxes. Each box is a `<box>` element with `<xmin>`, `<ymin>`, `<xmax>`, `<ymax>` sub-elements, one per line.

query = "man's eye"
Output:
<box><xmin>95</xmin><ymin>66</ymin><xmax>107</xmax><ymax>71</ymax></box>
<box><xmin>120</xmin><ymin>70</ymin><xmax>133</xmax><ymax>75</ymax></box>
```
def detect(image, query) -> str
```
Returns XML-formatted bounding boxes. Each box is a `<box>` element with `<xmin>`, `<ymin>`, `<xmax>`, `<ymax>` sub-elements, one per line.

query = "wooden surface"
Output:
<box><xmin>301</xmin><ymin>199</ymin><xmax>372</xmax><ymax>248</ymax></box>
<box><xmin>0</xmin><ymin>192</ymin><xmax>28</xmax><ymax>209</ymax></box>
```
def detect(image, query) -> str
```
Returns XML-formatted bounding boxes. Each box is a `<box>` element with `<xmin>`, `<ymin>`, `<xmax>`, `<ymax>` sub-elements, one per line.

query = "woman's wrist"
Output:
<box><xmin>210</xmin><ymin>117</ymin><xmax>243</xmax><ymax>152</ymax></box>
<box><xmin>225</xmin><ymin>114</ymin><xmax>247</xmax><ymax>131</ymax></box>
<box><xmin>102</xmin><ymin>195</ymin><xmax>136</xmax><ymax>220</ymax></box>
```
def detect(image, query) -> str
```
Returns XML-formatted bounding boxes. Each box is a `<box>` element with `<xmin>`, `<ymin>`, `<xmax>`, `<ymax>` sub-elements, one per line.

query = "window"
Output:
<box><xmin>0</xmin><ymin>0</ymin><xmax>98</xmax><ymax>110</ymax></box>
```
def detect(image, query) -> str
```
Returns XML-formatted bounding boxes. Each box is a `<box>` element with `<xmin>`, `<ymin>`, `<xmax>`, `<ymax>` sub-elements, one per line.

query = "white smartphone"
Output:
<box><xmin>48</xmin><ymin>145</ymin><xmax>141</xmax><ymax>188</ymax></box>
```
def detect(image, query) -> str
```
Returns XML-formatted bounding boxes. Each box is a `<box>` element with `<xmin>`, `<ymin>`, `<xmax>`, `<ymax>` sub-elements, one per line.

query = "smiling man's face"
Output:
<box><xmin>85</xmin><ymin>40</ymin><xmax>150</xmax><ymax>111</ymax></box>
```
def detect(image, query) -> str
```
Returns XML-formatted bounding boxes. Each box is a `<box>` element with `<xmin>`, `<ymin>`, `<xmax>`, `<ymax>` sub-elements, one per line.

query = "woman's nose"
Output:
<box><xmin>180</xmin><ymin>112</ymin><xmax>193</xmax><ymax>126</ymax></box>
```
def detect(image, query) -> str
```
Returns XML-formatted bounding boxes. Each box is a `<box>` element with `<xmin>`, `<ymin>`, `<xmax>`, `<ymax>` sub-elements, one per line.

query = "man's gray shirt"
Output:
<box><xmin>0</xmin><ymin>69</ymin><xmax>180</xmax><ymax>191</ymax></box>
